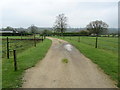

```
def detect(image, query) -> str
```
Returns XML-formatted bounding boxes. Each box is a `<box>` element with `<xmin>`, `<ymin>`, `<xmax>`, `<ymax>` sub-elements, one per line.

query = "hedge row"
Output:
<box><xmin>1</xmin><ymin>33</ymin><xmax>32</xmax><ymax>36</ymax></box>
<box><xmin>44</xmin><ymin>32</ymin><xmax>89</xmax><ymax>36</ymax></box>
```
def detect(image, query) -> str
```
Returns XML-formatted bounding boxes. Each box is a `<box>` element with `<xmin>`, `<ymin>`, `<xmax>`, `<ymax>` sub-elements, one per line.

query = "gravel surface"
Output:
<box><xmin>22</xmin><ymin>37</ymin><xmax>116</xmax><ymax>88</ymax></box>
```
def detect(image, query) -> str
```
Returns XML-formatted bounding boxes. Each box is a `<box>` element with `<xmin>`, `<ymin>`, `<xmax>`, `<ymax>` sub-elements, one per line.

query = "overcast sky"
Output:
<box><xmin>0</xmin><ymin>0</ymin><xmax>119</xmax><ymax>28</ymax></box>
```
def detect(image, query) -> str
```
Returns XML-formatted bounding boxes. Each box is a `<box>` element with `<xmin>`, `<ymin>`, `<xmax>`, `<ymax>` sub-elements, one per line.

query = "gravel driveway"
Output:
<box><xmin>22</xmin><ymin>37</ymin><xmax>116</xmax><ymax>88</ymax></box>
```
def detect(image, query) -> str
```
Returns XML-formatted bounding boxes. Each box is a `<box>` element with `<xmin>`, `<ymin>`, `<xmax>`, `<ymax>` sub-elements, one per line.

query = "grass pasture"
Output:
<box><xmin>1</xmin><ymin>35</ymin><xmax>44</xmax><ymax>58</ymax></box>
<box><xmin>2</xmin><ymin>36</ymin><xmax>52</xmax><ymax>88</ymax></box>
<box><xmin>2</xmin><ymin>40</ymin><xmax>36</xmax><ymax>58</ymax></box>
<box><xmin>62</xmin><ymin>36</ymin><xmax>118</xmax><ymax>54</ymax></box>
<box><xmin>56</xmin><ymin>36</ymin><xmax>118</xmax><ymax>83</ymax></box>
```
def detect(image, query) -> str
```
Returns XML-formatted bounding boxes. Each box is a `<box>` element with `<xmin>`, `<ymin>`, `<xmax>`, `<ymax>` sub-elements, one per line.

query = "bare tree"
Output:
<box><xmin>28</xmin><ymin>25</ymin><xmax>38</xmax><ymax>34</ymax></box>
<box><xmin>86</xmin><ymin>20</ymin><xmax>108</xmax><ymax>48</ymax></box>
<box><xmin>53</xmin><ymin>13</ymin><xmax>67</xmax><ymax>35</ymax></box>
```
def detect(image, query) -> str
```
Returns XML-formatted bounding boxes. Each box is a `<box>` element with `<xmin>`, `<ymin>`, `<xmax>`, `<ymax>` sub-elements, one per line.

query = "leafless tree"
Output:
<box><xmin>28</xmin><ymin>25</ymin><xmax>38</xmax><ymax>34</ymax></box>
<box><xmin>53</xmin><ymin>13</ymin><xmax>67</xmax><ymax>35</ymax></box>
<box><xmin>86</xmin><ymin>20</ymin><xmax>108</xmax><ymax>48</ymax></box>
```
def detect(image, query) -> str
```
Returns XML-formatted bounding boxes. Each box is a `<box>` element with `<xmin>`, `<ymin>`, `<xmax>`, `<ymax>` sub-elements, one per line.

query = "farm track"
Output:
<box><xmin>22</xmin><ymin>37</ymin><xmax>116</xmax><ymax>88</ymax></box>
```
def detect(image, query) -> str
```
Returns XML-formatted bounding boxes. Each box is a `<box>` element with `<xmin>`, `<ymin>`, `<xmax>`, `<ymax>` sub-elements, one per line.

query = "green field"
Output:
<box><xmin>56</xmin><ymin>36</ymin><xmax>118</xmax><ymax>83</ymax></box>
<box><xmin>2</xmin><ymin>37</ymin><xmax>51</xmax><ymax>88</ymax></box>
<box><xmin>61</xmin><ymin>36</ymin><xmax>118</xmax><ymax>54</ymax></box>
<box><xmin>1</xmin><ymin>35</ymin><xmax>43</xmax><ymax>58</ymax></box>
<box><xmin>2</xmin><ymin>39</ymin><xmax>40</xmax><ymax>58</ymax></box>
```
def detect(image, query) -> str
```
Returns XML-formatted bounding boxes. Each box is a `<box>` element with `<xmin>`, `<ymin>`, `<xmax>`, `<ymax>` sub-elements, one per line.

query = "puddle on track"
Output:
<box><xmin>64</xmin><ymin>44</ymin><xmax>73</xmax><ymax>51</ymax></box>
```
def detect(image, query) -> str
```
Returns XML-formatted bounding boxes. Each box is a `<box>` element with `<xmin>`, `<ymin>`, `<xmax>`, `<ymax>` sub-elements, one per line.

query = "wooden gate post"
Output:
<box><xmin>13</xmin><ymin>49</ymin><xmax>17</xmax><ymax>71</ymax></box>
<box><xmin>95</xmin><ymin>35</ymin><xmax>98</xmax><ymax>48</ymax></box>
<box><xmin>7</xmin><ymin>37</ymin><xmax>9</xmax><ymax>59</ymax></box>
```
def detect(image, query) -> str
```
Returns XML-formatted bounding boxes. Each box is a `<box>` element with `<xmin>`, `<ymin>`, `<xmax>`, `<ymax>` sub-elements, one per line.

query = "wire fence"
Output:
<box><xmin>63</xmin><ymin>36</ymin><xmax>118</xmax><ymax>53</ymax></box>
<box><xmin>1</xmin><ymin>35</ymin><xmax>118</xmax><ymax>58</ymax></box>
<box><xmin>1</xmin><ymin>35</ymin><xmax>44</xmax><ymax>58</ymax></box>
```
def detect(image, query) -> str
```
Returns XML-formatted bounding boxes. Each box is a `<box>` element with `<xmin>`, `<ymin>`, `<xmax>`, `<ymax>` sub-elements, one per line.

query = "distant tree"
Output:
<box><xmin>3</xmin><ymin>26</ymin><xmax>14</xmax><ymax>31</ymax></box>
<box><xmin>86</xmin><ymin>20</ymin><xmax>108</xmax><ymax>35</ymax></box>
<box><xmin>86</xmin><ymin>20</ymin><xmax>108</xmax><ymax>48</ymax></box>
<box><xmin>53</xmin><ymin>13</ymin><xmax>67</xmax><ymax>35</ymax></box>
<box><xmin>17</xmin><ymin>27</ymin><xmax>27</xmax><ymax>32</ymax></box>
<box><xmin>28</xmin><ymin>25</ymin><xmax>38</xmax><ymax>34</ymax></box>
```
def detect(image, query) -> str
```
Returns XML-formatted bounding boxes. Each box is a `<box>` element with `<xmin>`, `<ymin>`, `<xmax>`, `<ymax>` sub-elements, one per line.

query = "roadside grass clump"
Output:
<box><xmin>62</xmin><ymin>58</ymin><xmax>68</xmax><ymax>63</ymax></box>
<box><xmin>2</xmin><ymin>39</ymin><xmax>52</xmax><ymax>88</ymax></box>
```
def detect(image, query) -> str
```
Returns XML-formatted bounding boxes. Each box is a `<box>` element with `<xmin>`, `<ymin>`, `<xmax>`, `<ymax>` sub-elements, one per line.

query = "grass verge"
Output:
<box><xmin>2</xmin><ymin>39</ymin><xmax>52</xmax><ymax>88</ymax></box>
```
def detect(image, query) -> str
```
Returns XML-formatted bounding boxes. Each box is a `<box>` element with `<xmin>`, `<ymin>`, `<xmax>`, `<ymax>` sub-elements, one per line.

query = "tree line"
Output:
<box><xmin>1</xmin><ymin>13</ymin><xmax>118</xmax><ymax>37</ymax></box>
<box><xmin>53</xmin><ymin>13</ymin><xmax>109</xmax><ymax>36</ymax></box>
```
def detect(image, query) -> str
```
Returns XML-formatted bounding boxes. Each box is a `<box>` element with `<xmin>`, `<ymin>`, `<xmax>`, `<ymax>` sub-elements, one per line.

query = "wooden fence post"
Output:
<box><xmin>7</xmin><ymin>37</ymin><xmax>9</xmax><ymax>59</ymax></box>
<box><xmin>95</xmin><ymin>36</ymin><xmax>98</xmax><ymax>48</ymax></box>
<box><xmin>34</xmin><ymin>34</ymin><xmax>36</xmax><ymax>47</ymax></box>
<box><xmin>13</xmin><ymin>49</ymin><xmax>17</xmax><ymax>71</ymax></box>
